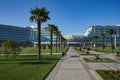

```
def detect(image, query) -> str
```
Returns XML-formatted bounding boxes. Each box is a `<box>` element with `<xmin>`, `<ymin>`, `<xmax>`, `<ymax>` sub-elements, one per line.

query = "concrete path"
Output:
<box><xmin>45</xmin><ymin>47</ymin><xmax>103</xmax><ymax>80</ymax></box>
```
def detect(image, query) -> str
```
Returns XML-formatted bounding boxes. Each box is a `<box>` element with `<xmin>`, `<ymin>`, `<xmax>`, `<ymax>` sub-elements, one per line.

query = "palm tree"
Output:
<box><xmin>29</xmin><ymin>7</ymin><xmax>50</xmax><ymax>61</ymax></box>
<box><xmin>93</xmin><ymin>35</ymin><xmax>99</xmax><ymax>51</ymax></box>
<box><xmin>62</xmin><ymin>38</ymin><xmax>67</xmax><ymax>48</ymax></box>
<box><xmin>107</xmin><ymin>29</ymin><xmax>115</xmax><ymax>52</ymax></box>
<box><xmin>100</xmin><ymin>33</ymin><xmax>105</xmax><ymax>49</ymax></box>
<box><xmin>61</xmin><ymin>36</ymin><xmax>65</xmax><ymax>48</ymax></box>
<box><xmin>47</xmin><ymin>24</ymin><xmax>57</xmax><ymax>55</ymax></box>
<box><xmin>90</xmin><ymin>36</ymin><xmax>94</xmax><ymax>49</ymax></box>
<box><xmin>83</xmin><ymin>39</ymin><xmax>87</xmax><ymax>47</ymax></box>
<box><xmin>53</xmin><ymin>26</ymin><xmax>59</xmax><ymax>53</ymax></box>
<box><xmin>58</xmin><ymin>32</ymin><xmax>61</xmax><ymax>52</ymax></box>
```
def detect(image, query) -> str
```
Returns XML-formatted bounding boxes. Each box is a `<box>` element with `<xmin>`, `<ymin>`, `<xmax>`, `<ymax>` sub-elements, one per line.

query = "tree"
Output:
<box><xmin>47</xmin><ymin>24</ymin><xmax>57</xmax><ymax>55</ymax></box>
<box><xmin>90</xmin><ymin>36</ymin><xmax>94</xmax><ymax>47</ymax></box>
<box><xmin>2</xmin><ymin>40</ymin><xmax>21</xmax><ymax>58</ymax></box>
<box><xmin>107</xmin><ymin>29</ymin><xmax>115</xmax><ymax>52</ymax></box>
<box><xmin>93</xmin><ymin>35</ymin><xmax>99</xmax><ymax>51</ymax></box>
<box><xmin>59</xmin><ymin>34</ymin><xmax>65</xmax><ymax>52</ymax></box>
<box><xmin>53</xmin><ymin>26</ymin><xmax>59</xmax><ymax>53</ymax></box>
<box><xmin>82</xmin><ymin>39</ymin><xmax>88</xmax><ymax>47</ymax></box>
<box><xmin>29</xmin><ymin>7</ymin><xmax>50</xmax><ymax>61</ymax></box>
<box><xmin>100</xmin><ymin>33</ymin><xmax>105</xmax><ymax>49</ymax></box>
<box><xmin>58</xmin><ymin>32</ymin><xmax>61</xmax><ymax>52</ymax></box>
<box><xmin>62</xmin><ymin>37</ymin><xmax>67</xmax><ymax>48</ymax></box>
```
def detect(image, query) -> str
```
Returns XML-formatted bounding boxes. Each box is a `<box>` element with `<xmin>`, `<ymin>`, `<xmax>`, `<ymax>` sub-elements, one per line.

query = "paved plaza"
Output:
<box><xmin>45</xmin><ymin>47</ymin><xmax>103</xmax><ymax>80</ymax></box>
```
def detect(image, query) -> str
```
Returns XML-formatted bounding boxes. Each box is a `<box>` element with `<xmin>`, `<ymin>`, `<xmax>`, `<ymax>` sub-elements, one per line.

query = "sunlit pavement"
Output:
<box><xmin>88</xmin><ymin>50</ymin><xmax>120</xmax><ymax>69</ymax></box>
<box><xmin>45</xmin><ymin>47</ymin><xmax>103</xmax><ymax>80</ymax></box>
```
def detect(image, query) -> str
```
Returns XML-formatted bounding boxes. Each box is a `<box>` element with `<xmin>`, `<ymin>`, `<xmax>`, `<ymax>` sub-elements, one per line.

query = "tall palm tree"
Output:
<box><xmin>83</xmin><ymin>39</ymin><xmax>88</xmax><ymax>47</ymax></box>
<box><xmin>58</xmin><ymin>32</ymin><xmax>61</xmax><ymax>52</ymax></box>
<box><xmin>100</xmin><ymin>33</ymin><xmax>105</xmax><ymax>49</ymax></box>
<box><xmin>53</xmin><ymin>26</ymin><xmax>59</xmax><ymax>53</ymax></box>
<box><xmin>62</xmin><ymin>38</ymin><xmax>67</xmax><ymax>48</ymax></box>
<box><xmin>61</xmin><ymin>36</ymin><xmax>65</xmax><ymax>48</ymax></box>
<box><xmin>47</xmin><ymin>24</ymin><xmax>56</xmax><ymax>55</ymax></box>
<box><xmin>90</xmin><ymin>36</ymin><xmax>94</xmax><ymax>48</ymax></box>
<box><xmin>60</xmin><ymin>35</ymin><xmax>65</xmax><ymax>51</ymax></box>
<box><xmin>93</xmin><ymin>35</ymin><xmax>99</xmax><ymax>50</ymax></box>
<box><xmin>107</xmin><ymin>29</ymin><xmax>115</xmax><ymax>52</ymax></box>
<box><xmin>29</xmin><ymin>7</ymin><xmax>50</xmax><ymax>61</ymax></box>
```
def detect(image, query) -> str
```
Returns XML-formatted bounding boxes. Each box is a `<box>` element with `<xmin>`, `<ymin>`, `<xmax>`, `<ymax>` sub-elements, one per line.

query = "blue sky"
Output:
<box><xmin>0</xmin><ymin>0</ymin><xmax>120</xmax><ymax>35</ymax></box>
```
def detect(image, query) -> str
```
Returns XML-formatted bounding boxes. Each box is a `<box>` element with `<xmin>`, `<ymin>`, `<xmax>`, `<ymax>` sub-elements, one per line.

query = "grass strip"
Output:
<box><xmin>0</xmin><ymin>55</ymin><xmax>61</xmax><ymax>80</ymax></box>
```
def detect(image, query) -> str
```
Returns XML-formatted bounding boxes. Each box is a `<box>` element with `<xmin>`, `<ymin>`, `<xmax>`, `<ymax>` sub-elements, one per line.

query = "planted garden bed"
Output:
<box><xmin>83</xmin><ymin>57</ymin><xmax>116</xmax><ymax>62</ymax></box>
<box><xmin>96</xmin><ymin>70</ymin><xmax>120</xmax><ymax>80</ymax></box>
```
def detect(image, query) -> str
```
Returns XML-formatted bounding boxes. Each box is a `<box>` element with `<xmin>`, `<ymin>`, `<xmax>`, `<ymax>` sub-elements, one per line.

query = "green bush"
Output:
<box><xmin>1</xmin><ymin>40</ymin><xmax>21</xmax><ymax>58</ymax></box>
<box><xmin>86</xmin><ymin>51</ymin><xmax>89</xmax><ymax>54</ymax></box>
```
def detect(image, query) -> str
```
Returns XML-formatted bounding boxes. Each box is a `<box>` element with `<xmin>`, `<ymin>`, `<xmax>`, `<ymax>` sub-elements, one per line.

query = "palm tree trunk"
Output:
<box><xmin>56</xmin><ymin>34</ymin><xmax>58</xmax><ymax>52</ymax></box>
<box><xmin>110</xmin><ymin>36</ymin><xmax>113</xmax><ymax>52</ymax></box>
<box><xmin>63</xmin><ymin>41</ymin><xmax>65</xmax><ymax>48</ymax></box>
<box><xmin>66</xmin><ymin>40</ymin><xmax>67</xmax><ymax>48</ymax></box>
<box><xmin>59</xmin><ymin>36</ymin><xmax>60</xmax><ymax>51</ymax></box>
<box><xmin>37</xmin><ymin>21</ymin><xmax>41</xmax><ymax>61</ymax></box>
<box><xmin>102</xmin><ymin>38</ymin><xmax>105</xmax><ymax>49</ymax></box>
<box><xmin>102</xmin><ymin>38</ymin><xmax>104</xmax><ymax>49</ymax></box>
<box><xmin>50</xmin><ymin>28</ymin><xmax>52</xmax><ymax>55</ymax></box>
<box><xmin>88</xmin><ymin>40</ymin><xmax>91</xmax><ymax>47</ymax></box>
<box><xmin>95</xmin><ymin>39</ymin><xmax>97</xmax><ymax>51</ymax></box>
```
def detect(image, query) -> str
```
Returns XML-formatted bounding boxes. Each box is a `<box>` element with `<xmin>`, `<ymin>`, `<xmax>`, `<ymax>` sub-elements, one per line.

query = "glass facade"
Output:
<box><xmin>29</xmin><ymin>27</ymin><xmax>56</xmax><ymax>42</ymax></box>
<box><xmin>0</xmin><ymin>24</ymin><xmax>30</xmax><ymax>43</ymax></box>
<box><xmin>85</xmin><ymin>25</ymin><xmax>120</xmax><ymax>43</ymax></box>
<box><xmin>0</xmin><ymin>24</ymin><xmax>56</xmax><ymax>44</ymax></box>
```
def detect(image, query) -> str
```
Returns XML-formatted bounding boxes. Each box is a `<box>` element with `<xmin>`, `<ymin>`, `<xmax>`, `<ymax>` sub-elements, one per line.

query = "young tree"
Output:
<box><xmin>29</xmin><ymin>7</ymin><xmax>50</xmax><ymax>61</ymax></box>
<box><xmin>2</xmin><ymin>40</ymin><xmax>21</xmax><ymax>58</ymax></box>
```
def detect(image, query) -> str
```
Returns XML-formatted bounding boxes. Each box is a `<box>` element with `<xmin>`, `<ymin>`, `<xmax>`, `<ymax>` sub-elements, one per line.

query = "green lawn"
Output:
<box><xmin>0</xmin><ymin>55</ymin><xmax>61</xmax><ymax>80</ymax></box>
<box><xmin>21</xmin><ymin>47</ymin><xmax>67</xmax><ymax>54</ymax></box>
<box><xmin>96</xmin><ymin>70</ymin><xmax>113</xmax><ymax>80</ymax></box>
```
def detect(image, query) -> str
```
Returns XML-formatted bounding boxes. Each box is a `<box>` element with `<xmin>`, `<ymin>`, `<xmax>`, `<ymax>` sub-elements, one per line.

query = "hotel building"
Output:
<box><xmin>84</xmin><ymin>25</ymin><xmax>120</xmax><ymax>46</ymax></box>
<box><xmin>0</xmin><ymin>24</ymin><xmax>30</xmax><ymax>43</ymax></box>
<box><xmin>64</xmin><ymin>25</ymin><xmax>120</xmax><ymax>47</ymax></box>
<box><xmin>0</xmin><ymin>24</ymin><xmax>56</xmax><ymax>46</ymax></box>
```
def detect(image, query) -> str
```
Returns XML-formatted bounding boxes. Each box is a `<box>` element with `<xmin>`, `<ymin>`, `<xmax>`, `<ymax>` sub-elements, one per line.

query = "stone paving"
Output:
<box><xmin>88</xmin><ymin>50</ymin><xmax>120</xmax><ymax>69</ymax></box>
<box><xmin>89</xmin><ymin>50</ymin><xmax>120</xmax><ymax>62</ymax></box>
<box><xmin>45</xmin><ymin>47</ymin><xmax>103</xmax><ymax>80</ymax></box>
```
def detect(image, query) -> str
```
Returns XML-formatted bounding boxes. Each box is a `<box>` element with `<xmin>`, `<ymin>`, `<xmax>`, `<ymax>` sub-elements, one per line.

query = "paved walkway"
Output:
<box><xmin>45</xmin><ymin>47</ymin><xmax>103</xmax><ymax>80</ymax></box>
<box><xmin>89</xmin><ymin>50</ymin><xmax>120</xmax><ymax>62</ymax></box>
<box><xmin>88</xmin><ymin>50</ymin><xmax>120</xmax><ymax>70</ymax></box>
